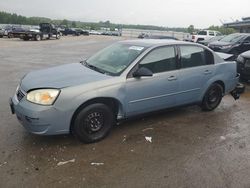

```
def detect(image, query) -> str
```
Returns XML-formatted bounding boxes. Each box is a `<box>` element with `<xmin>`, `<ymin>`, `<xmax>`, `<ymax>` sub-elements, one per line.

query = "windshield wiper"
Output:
<box><xmin>81</xmin><ymin>61</ymin><xmax>106</xmax><ymax>74</ymax></box>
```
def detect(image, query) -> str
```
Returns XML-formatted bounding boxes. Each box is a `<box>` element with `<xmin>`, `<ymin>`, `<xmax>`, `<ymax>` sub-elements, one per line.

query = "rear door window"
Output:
<box><xmin>179</xmin><ymin>46</ymin><xmax>214</xmax><ymax>68</ymax></box>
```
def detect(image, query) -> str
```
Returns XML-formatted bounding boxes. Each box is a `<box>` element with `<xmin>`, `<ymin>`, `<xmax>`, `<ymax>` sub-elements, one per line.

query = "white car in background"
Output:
<box><xmin>191</xmin><ymin>30</ymin><xmax>222</xmax><ymax>43</ymax></box>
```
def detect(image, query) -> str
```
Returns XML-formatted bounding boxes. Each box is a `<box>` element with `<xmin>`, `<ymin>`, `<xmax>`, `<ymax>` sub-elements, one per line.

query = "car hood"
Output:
<box><xmin>21</xmin><ymin>63</ymin><xmax>111</xmax><ymax>92</ymax></box>
<box><xmin>209</xmin><ymin>41</ymin><xmax>233</xmax><ymax>46</ymax></box>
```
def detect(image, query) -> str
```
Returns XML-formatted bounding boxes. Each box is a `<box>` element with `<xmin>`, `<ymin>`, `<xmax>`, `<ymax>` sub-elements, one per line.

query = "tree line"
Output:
<box><xmin>0</xmin><ymin>11</ymin><xmax>191</xmax><ymax>32</ymax></box>
<box><xmin>0</xmin><ymin>11</ymin><xmax>235</xmax><ymax>34</ymax></box>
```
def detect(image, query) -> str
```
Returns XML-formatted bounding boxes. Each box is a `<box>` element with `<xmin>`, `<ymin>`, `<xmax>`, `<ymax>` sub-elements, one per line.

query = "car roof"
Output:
<box><xmin>119</xmin><ymin>39</ymin><xmax>195</xmax><ymax>48</ymax></box>
<box><xmin>199</xmin><ymin>30</ymin><xmax>218</xmax><ymax>32</ymax></box>
<box><xmin>229</xmin><ymin>33</ymin><xmax>250</xmax><ymax>36</ymax></box>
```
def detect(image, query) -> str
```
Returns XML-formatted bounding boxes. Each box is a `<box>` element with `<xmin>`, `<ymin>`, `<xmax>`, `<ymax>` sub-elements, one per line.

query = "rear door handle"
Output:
<box><xmin>168</xmin><ymin>75</ymin><xmax>177</xmax><ymax>81</ymax></box>
<box><xmin>204</xmin><ymin>70</ymin><xmax>212</xmax><ymax>75</ymax></box>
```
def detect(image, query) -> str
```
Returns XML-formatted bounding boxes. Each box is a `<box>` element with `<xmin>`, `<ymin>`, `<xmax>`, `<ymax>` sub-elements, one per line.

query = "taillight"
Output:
<box><xmin>192</xmin><ymin>35</ymin><xmax>195</xmax><ymax>39</ymax></box>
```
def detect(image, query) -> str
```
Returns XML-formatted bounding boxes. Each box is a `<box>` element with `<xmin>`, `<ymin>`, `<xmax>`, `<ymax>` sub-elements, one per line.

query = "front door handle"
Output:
<box><xmin>204</xmin><ymin>70</ymin><xmax>212</xmax><ymax>75</ymax></box>
<box><xmin>168</xmin><ymin>75</ymin><xmax>177</xmax><ymax>81</ymax></box>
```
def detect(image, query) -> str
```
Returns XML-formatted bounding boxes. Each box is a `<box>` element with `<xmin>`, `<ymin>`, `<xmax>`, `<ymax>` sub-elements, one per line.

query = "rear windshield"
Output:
<box><xmin>197</xmin><ymin>31</ymin><xmax>207</xmax><ymax>35</ymax></box>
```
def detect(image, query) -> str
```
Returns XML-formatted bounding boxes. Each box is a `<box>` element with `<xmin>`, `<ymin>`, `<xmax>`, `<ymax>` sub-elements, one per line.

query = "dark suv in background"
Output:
<box><xmin>236</xmin><ymin>50</ymin><xmax>250</xmax><ymax>81</ymax></box>
<box><xmin>208</xmin><ymin>33</ymin><xmax>250</xmax><ymax>56</ymax></box>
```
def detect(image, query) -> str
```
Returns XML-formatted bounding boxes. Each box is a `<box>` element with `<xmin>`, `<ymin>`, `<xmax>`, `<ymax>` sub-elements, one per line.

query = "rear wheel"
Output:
<box><xmin>34</xmin><ymin>34</ymin><xmax>41</xmax><ymax>41</ymax></box>
<box><xmin>201</xmin><ymin>83</ymin><xmax>223</xmax><ymax>111</ymax></box>
<box><xmin>72</xmin><ymin>103</ymin><xmax>115</xmax><ymax>143</ymax></box>
<box><xmin>56</xmin><ymin>33</ymin><xmax>60</xmax><ymax>39</ymax></box>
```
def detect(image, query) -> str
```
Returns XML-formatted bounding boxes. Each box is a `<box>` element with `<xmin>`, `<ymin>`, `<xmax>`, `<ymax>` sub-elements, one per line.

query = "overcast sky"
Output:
<box><xmin>0</xmin><ymin>0</ymin><xmax>249</xmax><ymax>28</ymax></box>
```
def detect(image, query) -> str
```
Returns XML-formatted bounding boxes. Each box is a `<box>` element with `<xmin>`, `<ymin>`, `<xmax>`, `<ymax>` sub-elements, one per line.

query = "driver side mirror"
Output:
<box><xmin>133</xmin><ymin>67</ymin><xmax>153</xmax><ymax>78</ymax></box>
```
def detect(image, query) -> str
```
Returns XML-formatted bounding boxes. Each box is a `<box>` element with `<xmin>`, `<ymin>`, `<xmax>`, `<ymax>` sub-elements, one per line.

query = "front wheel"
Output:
<box><xmin>72</xmin><ymin>103</ymin><xmax>115</xmax><ymax>143</ymax></box>
<box><xmin>201</xmin><ymin>83</ymin><xmax>223</xmax><ymax>111</ymax></box>
<box><xmin>23</xmin><ymin>37</ymin><xmax>29</xmax><ymax>41</ymax></box>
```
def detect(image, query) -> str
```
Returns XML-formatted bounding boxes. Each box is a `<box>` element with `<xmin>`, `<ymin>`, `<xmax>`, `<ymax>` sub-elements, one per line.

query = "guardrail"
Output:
<box><xmin>121</xmin><ymin>28</ymin><xmax>189</xmax><ymax>40</ymax></box>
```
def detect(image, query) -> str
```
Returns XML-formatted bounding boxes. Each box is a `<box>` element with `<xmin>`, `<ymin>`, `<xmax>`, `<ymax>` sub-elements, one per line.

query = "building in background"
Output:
<box><xmin>224</xmin><ymin>17</ymin><xmax>250</xmax><ymax>33</ymax></box>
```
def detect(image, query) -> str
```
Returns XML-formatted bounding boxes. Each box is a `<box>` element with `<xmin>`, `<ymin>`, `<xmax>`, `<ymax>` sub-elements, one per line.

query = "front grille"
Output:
<box><xmin>16</xmin><ymin>88</ymin><xmax>25</xmax><ymax>101</ymax></box>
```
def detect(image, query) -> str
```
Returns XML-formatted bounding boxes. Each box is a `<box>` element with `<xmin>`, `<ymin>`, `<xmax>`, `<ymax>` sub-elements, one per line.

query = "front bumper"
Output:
<box><xmin>9</xmin><ymin>95</ymin><xmax>71</xmax><ymax>135</ymax></box>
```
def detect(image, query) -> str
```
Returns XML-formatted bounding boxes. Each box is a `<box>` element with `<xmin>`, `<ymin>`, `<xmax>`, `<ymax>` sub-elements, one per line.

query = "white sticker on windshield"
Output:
<box><xmin>129</xmin><ymin>46</ymin><xmax>144</xmax><ymax>51</ymax></box>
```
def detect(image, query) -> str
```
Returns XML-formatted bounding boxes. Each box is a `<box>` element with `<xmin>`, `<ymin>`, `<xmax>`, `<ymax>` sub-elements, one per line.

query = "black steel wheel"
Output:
<box><xmin>201</xmin><ymin>83</ymin><xmax>223</xmax><ymax>111</ymax></box>
<box><xmin>72</xmin><ymin>103</ymin><xmax>114</xmax><ymax>143</ymax></box>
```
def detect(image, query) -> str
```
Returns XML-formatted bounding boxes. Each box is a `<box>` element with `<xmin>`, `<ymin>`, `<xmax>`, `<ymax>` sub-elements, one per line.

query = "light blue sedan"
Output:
<box><xmin>10</xmin><ymin>40</ymin><xmax>244</xmax><ymax>143</ymax></box>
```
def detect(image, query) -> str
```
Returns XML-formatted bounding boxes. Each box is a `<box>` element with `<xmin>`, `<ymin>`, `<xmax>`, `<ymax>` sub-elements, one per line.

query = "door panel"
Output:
<box><xmin>176</xmin><ymin>45</ymin><xmax>215</xmax><ymax>105</ymax></box>
<box><xmin>177</xmin><ymin>65</ymin><xmax>215</xmax><ymax>105</ymax></box>
<box><xmin>125</xmin><ymin>71</ymin><xmax>179</xmax><ymax>116</ymax></box>
<box><xmin>124</xmin><ymin>46</ymin><xmax>179</xmax><ymax>116</ymax></box>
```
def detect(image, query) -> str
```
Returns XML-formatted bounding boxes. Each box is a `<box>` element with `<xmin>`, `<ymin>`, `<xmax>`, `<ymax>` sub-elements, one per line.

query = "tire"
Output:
<box><xmin>201</xmin><ymin>83</ymin><xmax>223</xmax><ymax>111</ymax></box>
<box><xmin>23</xmin><ymin>37</ymin><xmax>29</xmax><ymax>41</ymax></box>
<box><xmin>0</xmin><ymin>35</ymin><xmax>3</xmax><ymax>38</ymax></box>
<box><xmin>8</xmin><ymin>33</ymin><xmax>13</xmax><ymax>38</ymax></box>
<box><xmin>35</xmin><ymin>34</ymin><xmax>41</xmax><ymax>41</ymax></box>
<box><xmin>56</xmin><ymin>33</ymin><xmax>60</xmax><ymax>39</ymax></box>
<box><xmin>72</xmin><ymin>103</ymin><xmax>115</xmax><ymax>143</ymax></box>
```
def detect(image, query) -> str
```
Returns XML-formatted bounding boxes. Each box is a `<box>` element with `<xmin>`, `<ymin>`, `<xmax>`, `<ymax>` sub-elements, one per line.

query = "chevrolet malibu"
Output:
<box><xmin>10</xmin><ymin>40</ymin><xmax>243</xmax><ymax>143</ymax></box>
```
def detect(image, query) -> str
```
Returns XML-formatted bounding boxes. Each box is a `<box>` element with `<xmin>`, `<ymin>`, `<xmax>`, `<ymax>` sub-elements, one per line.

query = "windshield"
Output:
<box><xmin>220</xmin><ymin>34</ymin><xmax>245</xmax><ymax>43</ymax></box>
<box><xmin>85</xmin><ymin>43</ymin><xmax>147</xmax><ymax>75</ymax></box>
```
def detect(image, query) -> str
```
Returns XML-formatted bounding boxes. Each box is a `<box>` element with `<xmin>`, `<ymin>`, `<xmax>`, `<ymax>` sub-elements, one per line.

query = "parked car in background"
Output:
<box><xmin>236</xmin><ymin>50</ymin><xmax>250</xmax><ymax>81</ymax></box>
<box><xmin>62</xmin><ymin>28</ymin><xmax>80</xmax><ymax>36</ymax></box>
<box><xmin>3</xmin><ymin>25</ymin><xmax>13</xmax><ymax>37</ymax></box>
<box><xmin>101</xmin><ymin>31</ymin><xmax>121</xmax><ymax>36</ymax></box>
<box><xmin>144</xmin><ymin>35</ymin><xmax>178</xmax><ymax>40</ymax></box>
<box><xmin>138</xmin><ymin>32</ymin><xmax>150</xmax><ymax>39</ymax></box>
<box><xmin>20</xmin><ymin>23</ymin><xmax>61</xmax><ymax>41</ymax></box>
<box><xmin>79</xmin><ymin>29</ymin><xmax>89</xmax><ymax>36</ymax></box>
<box><xmin>191</xmin><ymin>30</ymin><xmax>222</xmax><ymax>43</ymax></box>
<box><xmin>183</xmin><ymin>32</ymin><xmax>196</xmax><ymax>42</ymax></box>
<box><xmin>73</xmin><ymin>28</ymin><xmax>89</xmax><ymax>36</ymax></box>
<box><xmin>10</xmin><ymin>40</ymin><xmax>244</xmax><ymax>143</ymax></box>
<box><xmin>208</xmin><ymin>33</ymin><xmax>250</xmax><ymax>56</ymax></box>
<box><xmin>8</xmin><ymin>26</ymin><xmax>30</xmax><ymax>38</ymax></box>
<box><xmin>198</xmin><ymin>36</ymin><xmax>224</xmax><ymax>46</ymax></box>
<box><xmin>89</xmin><ymin>30</ymin><xmax>102</xmax><ymax>35</ymax></box>
<box><xmin>0</xmin><ymin>26</ymin><xmax>4</xmax><ymax>38</ymax></box>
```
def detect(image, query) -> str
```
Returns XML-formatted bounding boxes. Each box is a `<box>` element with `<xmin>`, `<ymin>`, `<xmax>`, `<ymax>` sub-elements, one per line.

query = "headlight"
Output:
<box><xmin>27</xmin><ymin>89</ymin><xmax>60</xmax><ymax>105</ymax></box>
<box><xmin>220</xmin><ymin>45</ymin><xmax>232</xmax><ymax>49</ymax></box>
<box><xmin>245</xmin><ymin>60</ymin><xmax>250</xmax><ymax>68</ymax></box>
<box><xmin>236</xmin><ymin>55</ymin><xmax>244</xmax><ymax>63</ymax></box>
